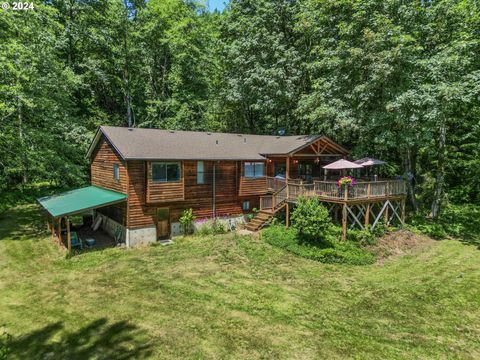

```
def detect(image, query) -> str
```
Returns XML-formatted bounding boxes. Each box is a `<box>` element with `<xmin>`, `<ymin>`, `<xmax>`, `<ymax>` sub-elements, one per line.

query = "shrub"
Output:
<box><xmin>347</xmin><ymin>228</ymin><xmax>377</xmax><ymax>246</ymax></box>
<box><xmin>179</xmin><ymin>208</ymin><xmax>195</xmax><ymax>235</ymax></box>
<box><xmin>408</xmin><ymin>204</ymin><xmax>480</xmax><ymax>243</ymax></box>
<box><xmin>262</xmin><ymin>225</ymin><xmax>374</xmax><ymax>265</ymax></box>
<box><xmin>291</xmin><ymin>197</ymin><xmax>333</xmax><ymax>242</ymax></box>
<box><xmin>195</xmin><ymin>218</ymin><xmax>228</xmax><ymax>236</ymax></box>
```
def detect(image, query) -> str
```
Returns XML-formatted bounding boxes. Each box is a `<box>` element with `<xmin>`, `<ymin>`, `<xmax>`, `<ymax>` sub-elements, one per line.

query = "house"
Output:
<box><xmin>38</xmin><ymin>126</ymin><xmax>406</xmax><ymax>253</ymax></box>
<box><xmin>86</xmin><ymin>126</ymin><xmax>348</xmax><ymax>246</ymax></box>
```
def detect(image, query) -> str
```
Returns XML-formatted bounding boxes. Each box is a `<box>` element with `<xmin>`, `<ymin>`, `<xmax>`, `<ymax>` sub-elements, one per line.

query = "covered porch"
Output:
<box><xmin>38</xmin><ymin>186</ymin><xmax>127</xmax><ymax>255</ymax></box>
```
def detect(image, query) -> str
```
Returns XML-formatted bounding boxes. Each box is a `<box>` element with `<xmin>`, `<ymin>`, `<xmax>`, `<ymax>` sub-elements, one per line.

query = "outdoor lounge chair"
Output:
<box><xmin>70</xmin><ymin>231</ymin><xmax>83</xmax><ymax>249</ymax></box>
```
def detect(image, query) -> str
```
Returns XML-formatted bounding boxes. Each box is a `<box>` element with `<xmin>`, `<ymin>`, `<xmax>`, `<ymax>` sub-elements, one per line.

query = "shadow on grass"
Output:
<box><xmin>7</xmin><ymin>318</ymin><xmax>152</xmax><ymax>359</ymax></box>
<box><xmin>0</xmin><ymin>204</ymin><xmax>46</xmax><ymax>241</ymax></box>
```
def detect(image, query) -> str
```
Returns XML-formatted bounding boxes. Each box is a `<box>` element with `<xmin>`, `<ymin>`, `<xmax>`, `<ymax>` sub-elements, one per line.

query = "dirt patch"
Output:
<box><xmin>369</xmin><ymin>229</ymin><xmax>435</xmax><ymax>263</ymax></box>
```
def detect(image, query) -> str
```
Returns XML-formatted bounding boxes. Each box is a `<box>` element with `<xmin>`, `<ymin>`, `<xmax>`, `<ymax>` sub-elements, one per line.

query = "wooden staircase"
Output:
<box><xmin>244</xmin><ymin>209</ymin><xmax>274</xmax><ymax>231</ymax></box>
<box><xmin>245</xmin><ymin>184</ymin><xmax>287</xmax><ymax>231</ymax></box>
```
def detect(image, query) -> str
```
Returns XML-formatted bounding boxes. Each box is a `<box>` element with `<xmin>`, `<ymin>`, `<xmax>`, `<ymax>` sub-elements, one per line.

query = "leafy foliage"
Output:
<box><xmin>179</xmin><ymin>208</ymin><xmax>195</xmax><ymax>235</ymax></box>
<box><xmin>291</xmin><ymin>197</ymin><xmax>333</xmax><ymax>242</ymax></box>
<box><xmin>195</xmin><ymin>219</ymin><xmax>228</xmax><ymax>236</ymax></box>
<box><xmin>408</xmin><ymin>204</ymin><xmax>480</xmax><ymax>245</ymax></box>
<box><xmin>0</xmin><ymin>0</ymin><xmax>479</xmax><ymax>217</ymax></box>
<box><xmin>262</xmin><ymin>225</ymin><xmax>374</xmax><ymax>265</ymax></box>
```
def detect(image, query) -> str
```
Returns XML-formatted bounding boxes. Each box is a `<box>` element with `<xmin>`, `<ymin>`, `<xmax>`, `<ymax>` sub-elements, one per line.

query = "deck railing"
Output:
<box><xmin>266</xmin><ymin>176</ymin><xmax>286</xmax><ymax>192</ymax></box>
<box><xmin>287</xmin><ymin>180</ymin><xmax>406</xmax><ymax>202</ymax></box>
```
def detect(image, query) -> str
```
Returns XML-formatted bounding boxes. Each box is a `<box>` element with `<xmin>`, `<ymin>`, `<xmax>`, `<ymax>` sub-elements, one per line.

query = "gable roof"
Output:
<box><xmin>86</xmin><ymin>126</ymin><xmax>348</xmax><ymax>161</ymax></box>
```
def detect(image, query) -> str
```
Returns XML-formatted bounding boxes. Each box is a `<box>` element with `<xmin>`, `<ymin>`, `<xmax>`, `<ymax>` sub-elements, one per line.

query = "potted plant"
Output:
<box><xmin>337</xmin><ymin>176</ymin><xmax>356</xmax><ymax>197</ymax></box>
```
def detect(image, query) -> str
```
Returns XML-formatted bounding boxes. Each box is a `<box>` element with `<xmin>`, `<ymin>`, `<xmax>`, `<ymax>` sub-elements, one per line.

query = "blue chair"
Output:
<box><xmin>70</xmin><ymin>231</ymin><xmax>83</xmax><ymax>249</ymax></box>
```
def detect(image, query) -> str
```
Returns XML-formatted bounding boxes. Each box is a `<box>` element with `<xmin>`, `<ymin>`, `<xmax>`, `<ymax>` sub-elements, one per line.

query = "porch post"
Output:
<box><xmin>66</xmin><ymin>216</ymin><xmax>71</xmax><ymax>256</ymax></box>
<box><xmin>286</xmin><ymin>156</ymin><xmax>290</xmax><ymax>200</ymax></box>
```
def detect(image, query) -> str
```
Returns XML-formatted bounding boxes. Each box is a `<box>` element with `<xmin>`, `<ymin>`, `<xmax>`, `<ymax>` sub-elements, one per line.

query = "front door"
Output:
<box><xmin>156</xmin><ymin>208</ymin><xmax>170</xmax><ymax>240</ymax></box>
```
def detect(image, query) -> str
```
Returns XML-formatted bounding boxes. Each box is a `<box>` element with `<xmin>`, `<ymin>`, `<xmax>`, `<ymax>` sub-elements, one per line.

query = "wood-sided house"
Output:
<box><xmin>79</xmin><ymin>126</ymin><xmax>347</xmax><ymax>246</ymax></box>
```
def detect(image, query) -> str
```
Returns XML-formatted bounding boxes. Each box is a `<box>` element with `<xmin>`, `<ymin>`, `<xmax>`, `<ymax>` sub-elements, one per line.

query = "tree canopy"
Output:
<box><xmin>0</xmin><ymin>0</ymin><xmax>479</xmax><ymax>215</ymax></box>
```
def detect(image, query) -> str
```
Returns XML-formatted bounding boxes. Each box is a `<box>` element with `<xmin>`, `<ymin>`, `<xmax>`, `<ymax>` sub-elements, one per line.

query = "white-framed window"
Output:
<box><xmin>197</xmin><ymin>161</ymin><xmax>205</xmax><ymax>184</ymax></box>
<box><xmin>242</xmin><ymin>201</ymin><xmax>250</xmax><ymax>211</ymax></box>
<box><xmin>152</xmin><ymin>162</ymin><xmax>181</xmax><ymax>182</ymax></box>
<box><xmin>244</xmin><ymin>162</ymin><xmax>264</xmax><ymax>178</ymax></box>
<box><xmin>113</xmin><ymin>163</ymin><xmax>120</xmax><ymax>181</ymax></box>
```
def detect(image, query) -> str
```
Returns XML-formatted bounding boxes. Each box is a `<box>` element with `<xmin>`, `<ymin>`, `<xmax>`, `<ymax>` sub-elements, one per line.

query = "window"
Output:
<box><xmin>244</xmin><ymin>162</ymin><xmax>264</xmax><ymax>178</ymax></box>
<box><xmin>152</xmin><ymin>162</ymin><xmax>181</xmax><ymax>182</ymax></box>
<box><xmin>274</xmin><ymin>163</ymin><xmax>286</xmax><ymax>177</ymax></box>
<box><xmin>242</xmin><ymin>201</ymin><xmax>250</xmax><ymax>211</ymax></box>
<box><xmin>113</xmin><ymin>163</ymin><xmax>120</xmax><ymax>181</ymax></box>
<box><xmin>197</xmin><ymin>161</ymin><xmax>205</xmax><ymax>184</ymax></box>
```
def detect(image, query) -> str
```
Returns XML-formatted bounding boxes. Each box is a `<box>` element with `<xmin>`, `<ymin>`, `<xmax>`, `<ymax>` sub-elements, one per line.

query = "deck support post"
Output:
<box><xmin>384</xmin><ymin>202</ymin><xmax>389</xmax><ymax>226</ymax></box>
<box><xmin>286</xmin><ymin>202</ymin><xmax>290</xmax><ymax>228</ymax></box>
<box><xmin>66</xmin><ymin>216</ymin><xmax>71</xmax><ymax>256</ymax></box>
<box><xmin>365</xmin><ymin>203</ymin><xmax>370</xmax><ymax>227</ymax></box>
<box><xmin>401</xmin><ymin>198</ymin><xmax>406</xmax><ymax>225</ymax></box>
<box><xmin>342</xmin><ymin>204</ymin><xmax>347</xmax><ymax>240</ymax></box>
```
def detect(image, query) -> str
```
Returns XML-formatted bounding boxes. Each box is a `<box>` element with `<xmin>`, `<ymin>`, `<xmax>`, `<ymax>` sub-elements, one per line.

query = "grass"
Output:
<box><xmin>1</xmin><ymin>205</ymin><xmax>480</xmax><ymax>359</ymax></box>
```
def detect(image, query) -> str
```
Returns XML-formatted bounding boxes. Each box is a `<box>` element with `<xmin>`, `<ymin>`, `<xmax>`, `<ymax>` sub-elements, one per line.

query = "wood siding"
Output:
<box><xmin>125</xmin><ymin>160</ymin><xmax>262</xmax><ymax>228</ymax></box>
<box><xmin>90</xmin><ymin>136</ymin><xmax>127</xmax><ymax>193</ymax></box>
<box><xmin>146</xmin><ymin>162</ymin><xmax>185</xmax><ymax>203</ymax></box>
<box><xmin>127</xmin><ymin>161</ymin><xmax>156</xmax><ymax>229</ymax></box>
<box><xmin>238</xmin><ymin>161</ymin><xmax>267</xmax><ymax>196</ymax></box>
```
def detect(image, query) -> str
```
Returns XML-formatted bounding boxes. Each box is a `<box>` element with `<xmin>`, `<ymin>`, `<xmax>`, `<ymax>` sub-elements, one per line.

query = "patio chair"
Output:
<box><xmin>70</xmin><ymin>231</ymin><xmax>83</xmax><ymax>249</ymax></box>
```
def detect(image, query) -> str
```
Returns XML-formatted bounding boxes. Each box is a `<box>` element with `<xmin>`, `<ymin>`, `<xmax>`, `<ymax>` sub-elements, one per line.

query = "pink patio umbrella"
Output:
<box><xmin>322</xmin><ymin>159</ymin><xmax>363</xmax><ymax>179</ymax></box>
<box><xmin>323</xmin><ymin>159</ymin><xmax>364</xmax><ymax>170</ymax></box>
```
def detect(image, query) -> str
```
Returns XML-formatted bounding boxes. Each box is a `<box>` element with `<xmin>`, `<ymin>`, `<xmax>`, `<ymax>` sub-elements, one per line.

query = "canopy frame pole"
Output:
<box><xmin>57</xmin><ymin>218</ymin><xmax>62</xmax><ymax>246</ymax></box>
<box><xmin>51</xmin><ymin>217</ymin><xmax>55</xmax><ymax>243</ymax></box>
<box><xmin>67</xmin><ymin>217</ymin><xmax>71</xmax><ymax>256</ymax></box>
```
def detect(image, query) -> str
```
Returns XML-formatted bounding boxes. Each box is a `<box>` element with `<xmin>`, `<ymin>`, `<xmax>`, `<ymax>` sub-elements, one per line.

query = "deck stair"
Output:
<box><xmin>245</xmin><ymin>184</ymin><xmax>287</xmax><ymax>231</ymax></box>
<box><xmin>244</xmin><ymin>210</ymin><xmax>274</xmax><ymax>231</ymax></box>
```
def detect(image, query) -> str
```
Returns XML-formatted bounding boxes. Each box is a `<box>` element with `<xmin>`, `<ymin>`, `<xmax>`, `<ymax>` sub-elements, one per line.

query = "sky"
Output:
<box><xmin>208</xmin><ymin>0</ymin><xmax>228</xmax><ymax>12</ymax></box>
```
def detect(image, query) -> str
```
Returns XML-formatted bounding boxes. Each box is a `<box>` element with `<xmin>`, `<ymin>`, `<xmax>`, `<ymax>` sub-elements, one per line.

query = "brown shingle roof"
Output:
<box><xmin>87</xmin><ymin>126</ymin><xmax>346</xmax><ymax>160</ymax></box>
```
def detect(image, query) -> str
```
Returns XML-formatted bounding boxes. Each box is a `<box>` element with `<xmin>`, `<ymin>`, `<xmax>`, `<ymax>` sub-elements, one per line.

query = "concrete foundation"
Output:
<box><xmin>126</xmin><ymin>226</ymin><xmax>157</xmax><ymax>247</ymax></box>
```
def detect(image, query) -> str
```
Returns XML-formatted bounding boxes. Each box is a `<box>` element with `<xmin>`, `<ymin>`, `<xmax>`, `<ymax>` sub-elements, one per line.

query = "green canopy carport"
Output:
<box><xmin>38</xmin><ymin>186</ymin><xmax>127</xmax><ymax>255</ymax></box>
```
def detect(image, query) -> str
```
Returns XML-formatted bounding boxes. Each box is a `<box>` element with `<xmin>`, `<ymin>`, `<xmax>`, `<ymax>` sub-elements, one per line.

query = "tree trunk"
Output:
<box><xmin>18</xmin><ymin>95</ymin><xmax>27</xmax><ymax>185</ymax></box>
<box><xmin>431</xmin><ymin>119</ymin><xmax>446</xmax><ymax>219</ymax></box>
<box><xmin>405</xmin><ymin>147</ymin><xmax>418</xmax><ymax>212</ymax></box>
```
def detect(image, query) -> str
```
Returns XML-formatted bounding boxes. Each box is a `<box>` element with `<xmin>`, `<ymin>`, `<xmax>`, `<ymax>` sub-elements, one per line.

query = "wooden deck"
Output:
<box><xmin>263</xmin><ymin>177</ymin><xmax>406</xmax><ymax>205</ymax></box>
<box><xmin>260</xmin><ymin>177</ymin><xmax>407</xmax><ymax>239</ymax></box>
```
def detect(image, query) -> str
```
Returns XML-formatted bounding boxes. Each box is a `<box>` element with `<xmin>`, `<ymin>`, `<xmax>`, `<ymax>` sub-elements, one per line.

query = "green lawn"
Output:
<box><xmin>1</xmin><ymin>205</ymin><xmax>480</xmax><ymax>359</ymax></box>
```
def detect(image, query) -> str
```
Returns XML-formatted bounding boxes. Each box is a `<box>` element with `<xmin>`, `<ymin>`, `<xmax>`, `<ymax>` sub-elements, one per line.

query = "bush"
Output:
<box><xmin>291</xmin><ymin>197</ymin><xmax>333</xmax><ymax>242</ymax></box>
<box><xmin>195</xmin><ymin>219</ymin><xmax>228</xmax><ymax>236</ymax></box>
<box><xmin>179</xmin><ymin>208</ymin><xmax>195</xmax><ymax>235</ymax></box>
<box><xmin>262</xmin><ymin>225</ymin><xmax>374</xmax><ymax>265</ymax></box>
<box><xmin>347</xmin><ymin>228</ymin><xmax>377</xmax><ymax>246</ymax></box>
<box><xmin>408</xmin><ymin>204</ymin><xmax>480</xmax><ymax>243</ymax></box>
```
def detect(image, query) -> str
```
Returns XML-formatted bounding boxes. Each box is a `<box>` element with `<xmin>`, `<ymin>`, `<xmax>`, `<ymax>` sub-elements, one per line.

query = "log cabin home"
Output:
<box><xmin>39</xmin><ymin>126</ymin><xmax>407</xmax><ymax>253</ymax></box>
<box><xmin>85</xmin><ymin>126</ymin><xmax>348</xmax><ymax>246</ymax></box>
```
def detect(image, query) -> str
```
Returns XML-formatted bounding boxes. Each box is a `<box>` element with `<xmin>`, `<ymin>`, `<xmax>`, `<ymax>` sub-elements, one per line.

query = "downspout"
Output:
<box><xmin>212</xmin><ymin>162</ymin><xmax>216</xmax><ymax>218</ymax></box>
